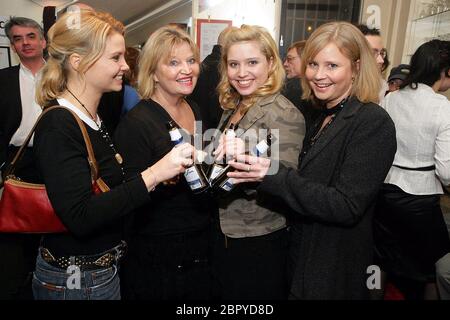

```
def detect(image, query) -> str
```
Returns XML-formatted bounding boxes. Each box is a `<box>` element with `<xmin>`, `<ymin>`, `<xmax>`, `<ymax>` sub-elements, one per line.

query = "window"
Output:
<box><xmin>279</xmin><ymin>0</ymin><xmax>362</xmax><ymax>57</ymax></box>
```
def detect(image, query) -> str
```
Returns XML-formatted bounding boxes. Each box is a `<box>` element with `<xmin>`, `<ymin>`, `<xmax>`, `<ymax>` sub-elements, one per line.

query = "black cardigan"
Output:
<box><xmin>34</xmin><ymin>107</ymin><xmax>149</xmax><ymax>256</ymax></box>
<box><xmin>114</xmin><ymin>98</ymin><xmax>214</xmax><ymax>237</ymax></box>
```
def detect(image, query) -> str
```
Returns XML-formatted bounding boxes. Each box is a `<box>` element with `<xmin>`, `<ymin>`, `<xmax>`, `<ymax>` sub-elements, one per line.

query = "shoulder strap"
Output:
<box><xmin>6</xmin><ymin>106</ymin><xmax>100</xmax><ymax>181</ymax></box>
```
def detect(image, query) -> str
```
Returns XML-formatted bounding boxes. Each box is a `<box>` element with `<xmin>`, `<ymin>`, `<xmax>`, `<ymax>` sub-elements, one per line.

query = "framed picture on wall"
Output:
<box><xmin>196</xmin><ymin>19</ymin><xmax>232</xmax><ymax>61</ymax></box>
<box><xmin>0</xmin><ymin>46</ymin><xmax>11</xmax><ymax>69</ymax></box>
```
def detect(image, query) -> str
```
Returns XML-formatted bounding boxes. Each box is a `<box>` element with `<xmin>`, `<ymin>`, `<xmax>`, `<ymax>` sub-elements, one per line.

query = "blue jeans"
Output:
<box><xmin>32</xmin><ymin>249</ymin><xmax>120</xmax><ymax>300</ymax></box>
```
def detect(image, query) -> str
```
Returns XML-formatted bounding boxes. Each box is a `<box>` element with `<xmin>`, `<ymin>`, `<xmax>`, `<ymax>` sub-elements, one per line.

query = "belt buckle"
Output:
<box><xmin>94</xmin><ymin>253</ymin><xmax>114</xmax><ymax>267</ymax></box>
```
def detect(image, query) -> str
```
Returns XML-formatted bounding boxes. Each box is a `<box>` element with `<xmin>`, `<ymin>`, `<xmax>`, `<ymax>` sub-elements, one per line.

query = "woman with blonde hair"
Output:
<box><xmin>210</xmin><ymin>24</ymin><xmax>305</xmax><ymax>299</ymax></box>
<box><xmin>227</xmin><ymin>21</ymin><xmax>396</xmax><ymax>299</ymax></box>
<box><xmin>32</xmin><ymin>11</ymin><xmax>193</xmax><ymax>300</ymax></box>
<box><xmin>114</xmin><ymin>25</ymin><xmax>214</xmax><ymax>299</ymax></box>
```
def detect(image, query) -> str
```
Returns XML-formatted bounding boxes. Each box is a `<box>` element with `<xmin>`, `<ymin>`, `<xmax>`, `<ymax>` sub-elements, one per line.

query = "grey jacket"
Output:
<box><xmin>217</xmin><ymin>93</ymin><xmax>305</xmax><ymax>238</ymax></box>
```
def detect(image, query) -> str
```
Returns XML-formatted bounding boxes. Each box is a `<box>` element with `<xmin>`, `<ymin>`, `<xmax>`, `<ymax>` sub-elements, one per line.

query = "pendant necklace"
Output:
<box><xmin>66</xmin><ymin>88</ymin><xmax>124</xmax><ymax>166</ymax></box>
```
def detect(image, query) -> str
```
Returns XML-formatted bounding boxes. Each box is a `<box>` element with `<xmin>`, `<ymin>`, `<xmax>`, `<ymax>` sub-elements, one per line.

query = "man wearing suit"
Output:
<box><xmin>0</xmin><ymin>16</ymin><xmax>46</xmax><ymax>299</ymax></box>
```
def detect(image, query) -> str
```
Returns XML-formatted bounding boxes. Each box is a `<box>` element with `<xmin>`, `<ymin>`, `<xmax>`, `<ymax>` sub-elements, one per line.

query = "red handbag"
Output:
<box><xmin>0</xmin><ymin>106</ymin><xmax>110</xmax><ymax>233</ymax></box>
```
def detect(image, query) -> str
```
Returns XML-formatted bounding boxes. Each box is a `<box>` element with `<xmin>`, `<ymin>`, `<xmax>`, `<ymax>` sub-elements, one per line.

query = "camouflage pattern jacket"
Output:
<box><xmin>217</xmin><ymin>93</ymin><xmax>305</xmax><ymax>238</ymax></box>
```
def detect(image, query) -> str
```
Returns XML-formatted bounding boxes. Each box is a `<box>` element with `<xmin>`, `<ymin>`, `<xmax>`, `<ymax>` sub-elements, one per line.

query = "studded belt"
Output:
<box><xmin>40</xmin><ymin>241</ymin><xmax>127</xmax><ymax>271</ymax></box>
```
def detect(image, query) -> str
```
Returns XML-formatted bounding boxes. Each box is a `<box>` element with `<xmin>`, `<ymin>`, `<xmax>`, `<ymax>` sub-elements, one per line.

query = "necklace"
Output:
<box><xmin>299</xmin><ymin>97</ymin><xmax>349</xmax><ymax>164</ymax></box>
<box><xmin>66</xmin><ymin>88</ymin><xmax>124</xmax><ymax>166</ymax></box>
<box><xmin>322</xmin><ymin>96</ymin><xmax>349</xmax><ymax>116</ymax></box>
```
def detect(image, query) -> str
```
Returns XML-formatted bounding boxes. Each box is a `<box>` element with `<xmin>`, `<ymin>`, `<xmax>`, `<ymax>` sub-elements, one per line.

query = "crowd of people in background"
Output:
<box><xmin>0</xmin><ymin>2</ymin><xmax>450</xmax><ymax>301</ymax></box>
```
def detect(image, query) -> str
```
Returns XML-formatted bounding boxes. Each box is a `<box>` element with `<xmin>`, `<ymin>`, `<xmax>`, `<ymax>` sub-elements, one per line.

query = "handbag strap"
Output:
<box><xmin>6</xmin><ymin>106</ymin><xmax>100</xmax><ymax>181</ymax></box>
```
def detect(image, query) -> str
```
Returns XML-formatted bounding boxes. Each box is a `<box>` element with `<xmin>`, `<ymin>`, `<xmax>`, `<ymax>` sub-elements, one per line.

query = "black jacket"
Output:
<box><xmin>0</xmin><ymin>65</ymin><xmax>22</xmax><ymax>171</ymax></box>
<box><xmin>259</xmin><ymin>97</ymin><xmax>396</xmax><ymax>299</ymax></box>
<box><xmin>282</xmin><ymin>77</ymin><xmax>321</xmax><ymax>132</ymax></box>
<box><xmin>190</xmin><ymin>44</ymin><xmax>223</xmax><ymax>130</ymax></box>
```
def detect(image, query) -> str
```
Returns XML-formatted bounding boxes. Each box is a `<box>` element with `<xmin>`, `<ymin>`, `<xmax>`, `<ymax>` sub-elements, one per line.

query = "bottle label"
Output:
<box><xmin>226</xmin><ymin>128</ymin><xmax>236</xmax><ymax>139</ymax></box>
<box><xmin>220</xmin><ymin>178</ymin><xmax>234</xmax><ymax>192</ymax></box>
<box><xmin>169</xmin><ymin>129</ymin><xmax>183</xmax><ymax>145</ymax></box>
<box><xmin>184</xmin><ymin>166</ymin><xmax>204</xmax><ymax>190</ymax></box>
<box><xmin>252</xmin><ymin>140</ymin><xmax>269</xmax><ymax>156</ymax></box>
<box><xmin>209</xmin><ymin>164</ymin><xmax>225</xmax><ymax>181</ymax></box>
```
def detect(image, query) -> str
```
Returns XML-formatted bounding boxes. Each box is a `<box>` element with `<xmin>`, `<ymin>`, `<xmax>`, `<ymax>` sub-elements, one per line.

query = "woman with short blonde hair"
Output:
<box><xmin>300</xmin><ymin>21</ymin><xmax>381</xmax><ymax>105</ymax></box>
<box><xmin>115</xmin><ymin>25</ymin><xmax>214</xmax><ymax>299</ymax></box>
<box><xmin>137</xmin><ymin>26</ymin><xmax>199</xmax><ymax>100</ymax></box>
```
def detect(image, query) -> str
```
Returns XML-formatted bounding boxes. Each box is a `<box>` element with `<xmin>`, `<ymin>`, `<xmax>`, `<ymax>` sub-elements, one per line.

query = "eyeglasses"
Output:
<box><xmin>373</xmin><ymin>48</ymin><xmax>387</xmax><ymax>59</ymax></box>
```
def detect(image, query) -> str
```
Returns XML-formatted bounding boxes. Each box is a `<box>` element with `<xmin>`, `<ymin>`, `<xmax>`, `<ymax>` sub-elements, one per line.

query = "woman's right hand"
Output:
<box><xmin>141</xmin><ymin>143</ymin><xmax>194</xmax><ymax>191</ymax></box>
<box><xmin>227</xmin><ymin>154</ymin><xmax>271</xmax><ymax>184</ymax></box>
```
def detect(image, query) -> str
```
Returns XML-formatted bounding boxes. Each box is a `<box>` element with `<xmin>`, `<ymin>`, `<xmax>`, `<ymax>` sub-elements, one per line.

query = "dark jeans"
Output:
<box><xmin>32</xmin><ymin>251</ymin><xmax>120</xmax><ymax>300</ymax></box>
<box><xmin>121</xmin><ymin>228</ymin><xmax>212</xmax><ymax>300</ymax></box>
<box><xmin>211</xmin><ymin>222</ymin><xmax>289</xmax><ymax>300</ymax></box>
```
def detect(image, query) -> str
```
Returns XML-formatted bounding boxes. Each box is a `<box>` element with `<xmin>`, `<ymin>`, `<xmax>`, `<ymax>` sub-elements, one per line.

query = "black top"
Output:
<box><xmin>282</xmin><ymin>77</ymin><xmax>321</xmax><ymax>132</ymax></box>
<box><xmin>98</xmin><ymin>89</ymin><xmax>124</xmax><ymax>135</ymax></box>
<box><xmin>34</xmin><ymin>107</ymin><xmax>150</xmax><ymax>256</ymax></box>
<box><xmin>190</xmin><ymin>44</ymin><xmax>223</xmax><ymax>130</ymax></box>
<box><xmin>114</xmin><ymin>98</ymin><xmax>214</xmax><ymax>237</ymax></box>
<box><xmin>0</xmin><ymin>65</ymin><xmax>33</xmax><ymax>179</ymax></box>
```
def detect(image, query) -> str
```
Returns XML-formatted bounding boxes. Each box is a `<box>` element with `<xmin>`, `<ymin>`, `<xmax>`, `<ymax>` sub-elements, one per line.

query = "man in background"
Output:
<box><xmin>282</xmin><ymin>40</ymin><xmax>320</xmax><ymax>131</ymax></box>
<box><xmin>356</xmin><ymin>24</ymin><xmax>389</xmax><ymax>102</ymax></box>
<box><xmin>282</xmin><ymin>40</ymin><xmax>306</xmax><ymax>108</ymax></box>
<box><xmin>0</xmin><ymin>16</ymin><xmax>46</xmax><ymax>300</ymax></box>
<box><xmin>387</xmin><ymin>64</ymin><xmax>410</xmax><ymax>93</ymax></box>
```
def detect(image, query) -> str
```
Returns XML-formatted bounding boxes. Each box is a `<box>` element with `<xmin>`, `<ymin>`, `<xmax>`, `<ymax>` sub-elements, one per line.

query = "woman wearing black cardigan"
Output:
<box><xmin>227</xmin><ymin>22</ymin><xmax>397</xmax><ymax>299</ymax></box>
<box><xmin>114</xmin><ymin>26</ymin><xmax>214</xmax><ymax>300</ymax></box>
<box><xmin>32</xmin><ymin>11</ymin><xmax>193</xmax><ymax>300</ymax></box>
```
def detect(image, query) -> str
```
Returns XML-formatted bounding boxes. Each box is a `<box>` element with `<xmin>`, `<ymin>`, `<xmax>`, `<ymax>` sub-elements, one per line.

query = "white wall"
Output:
<box><xmin>192</xmin><ymin>0</ymin><xmax>281</xmax><ymax>42</ymax></box>
<box><xmin>0</xmin><ymin>0</ymin><xmax>42</xmax><ymax>66</ymax></box>
<box><xmin>126</xmin><ymin>1</ymin><xmax>192</xmax><ymax>47</ymax></box>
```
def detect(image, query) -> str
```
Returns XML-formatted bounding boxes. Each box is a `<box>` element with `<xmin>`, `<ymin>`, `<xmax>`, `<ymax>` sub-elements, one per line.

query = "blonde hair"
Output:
<box><xmin>36</xmin><ymin>11</ymin><xmax>124</xmax><ymax>107</ymax></box>
<box><xmin>137</xmin><ymin>25</ymin><xmax>199</xmax><ymax>99</ymax></box>
<box><xmin>300</xmin><ymin>21</ymin><xmax>380</xmax><ymax>104</ymax></box>
<box><xmin>218</xmin><ymin>25</ymin><xmax>285</xmax><ymax>112</ymax></box>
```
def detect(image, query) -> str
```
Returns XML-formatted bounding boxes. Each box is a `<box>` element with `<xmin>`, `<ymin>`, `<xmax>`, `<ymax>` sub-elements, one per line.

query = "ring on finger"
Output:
<box><xmin>247</xmin><ymin>164</ymin><xmax>251</xmax><ymax>173</ymax></box>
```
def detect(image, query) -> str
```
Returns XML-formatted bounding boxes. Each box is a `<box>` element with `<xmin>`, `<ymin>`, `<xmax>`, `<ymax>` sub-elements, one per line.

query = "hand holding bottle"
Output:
<box><xmin>227</xmin><ymin>154</ymin><xmax>271</xmax><ymax>184</ymax></box>
<box><xmin>213</xmin><ymin>135</ymin><xmax>246</xmax><ymax>161</ymax></box>
<box><xmin>141</xmin><ymin>143</ymin><xmax>194</xmax><ymax>191</ymax></box>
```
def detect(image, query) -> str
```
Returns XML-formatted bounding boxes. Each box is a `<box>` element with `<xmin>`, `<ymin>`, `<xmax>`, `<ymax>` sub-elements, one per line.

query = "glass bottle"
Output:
<box><xmin>208</xmin><ymin>123</ymin><xmax>237</xmax><ymax>183</ymax></box>
<box><xmin>166</xmin><ymin>120</ymin><xmax>210</xmax><ymax>194</ymax></box>
<box><xmin>212</xmin><ymin>131</ymin><xmax>273</xmax><ymax>194</ymax></box>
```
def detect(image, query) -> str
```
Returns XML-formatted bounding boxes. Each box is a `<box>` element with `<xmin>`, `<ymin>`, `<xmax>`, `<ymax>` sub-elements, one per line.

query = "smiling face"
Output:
<box><xmin>305</xmin><ymin>42</ymin><xmax>355</xmax><ymax>108</ymax></box>
<box><xmin>85</xmin><ymin>32</ymin><xmax>129</xmax><ymax>93</ymax></box>
<box><xmin>10</xmin><ymin>25</ymin><xmax>46</xmax><ymax>61</ymax></box>
<box><xmin>226</xmin><ymin>40</ymin><xmax>273</xmax><ymax>97</ymax></box>
<box><xmin>153</xmin><ymin>41</ymin><xmax>199</xmax><ymax>98</ymax></box>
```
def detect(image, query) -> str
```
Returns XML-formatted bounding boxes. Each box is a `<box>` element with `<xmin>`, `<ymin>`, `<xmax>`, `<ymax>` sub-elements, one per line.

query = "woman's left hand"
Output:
<box><xmin>227</xmin><ymin>154</ymin><xmax>271</xmax><ymax>184</ymax></box>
